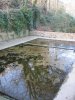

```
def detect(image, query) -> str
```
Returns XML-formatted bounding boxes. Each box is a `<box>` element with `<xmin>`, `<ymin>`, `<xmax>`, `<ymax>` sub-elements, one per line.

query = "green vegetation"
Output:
<box><xmin>0</xmin><ymin>6</ymin><xmax>40</xmax><ymax>36</ymax></box>
<box><xmin>0</xmin><ymin>1</ymin><xmax>75</xmax><ymax>36</ymax></box>
<box><xmin>0</xmin><ymin>9</ymin><xmax>32</xmax><ymax>34</ymax></box>
<box><xmin>0</xmin><ymin>11</ymin><xmax>8</xmax><ymax>32</ymax></box>
<box><xmin>39</xmin><ymin>9</ymin><xmax>75</xmax><ymax>33</ymax></box>
<box><xmin>9</xmin><ymin>9</ymin><xmax>30</xmax><ymax>35</ymax></box>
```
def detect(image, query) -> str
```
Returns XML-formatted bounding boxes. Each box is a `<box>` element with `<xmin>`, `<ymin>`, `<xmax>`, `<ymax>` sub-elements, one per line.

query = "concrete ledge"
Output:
<box><xmin>0</xmin><ymin>31</ymin><xmax>75</xmax><ymax>50</ymax></box>
<box><xmin>31</xmin><ymin>31</ymin><xmax>75</xmax><ymax>40</ymax></box>
<box><xmin>0</xmin><ymin>36</ymin><xmax>38</xmax><ymax>50</ymax></box>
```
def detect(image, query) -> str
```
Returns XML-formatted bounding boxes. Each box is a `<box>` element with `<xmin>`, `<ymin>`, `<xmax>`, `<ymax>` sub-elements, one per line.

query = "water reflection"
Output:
<box><xmin>0</xmin><ymin>45</ymin><xmax>72</xmax><ymax>100</ymax></box>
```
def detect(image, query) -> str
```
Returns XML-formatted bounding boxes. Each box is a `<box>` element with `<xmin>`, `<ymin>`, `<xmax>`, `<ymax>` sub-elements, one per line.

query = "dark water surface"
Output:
<box><xmin>0</xmin><ymin>44</ymin><xmax>73</xmax><ymax>100</ymax></box>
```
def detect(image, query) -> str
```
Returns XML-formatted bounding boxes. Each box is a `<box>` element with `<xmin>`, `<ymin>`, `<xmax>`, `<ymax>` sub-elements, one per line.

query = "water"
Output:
<box><xmin>0</xmin><ymin>44</ymin><xmax>75</xmax><ymax>100</ymax></box>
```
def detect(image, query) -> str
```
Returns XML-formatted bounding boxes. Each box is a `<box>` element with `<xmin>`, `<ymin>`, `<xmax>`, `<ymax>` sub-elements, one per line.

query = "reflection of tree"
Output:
<box><xmin>0</xmin><ymin>51</ymin><xmax>66</xmax><ymax>100</ymax></box>
<box><xmin>19</xmin><ymin>55</ymin><xmax>65</xmax><ymax>100</ymax></box>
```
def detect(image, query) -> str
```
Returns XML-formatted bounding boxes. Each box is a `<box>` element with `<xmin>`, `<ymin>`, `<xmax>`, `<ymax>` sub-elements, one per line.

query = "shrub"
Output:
<box><xmin>39</xmin><ymin>10</ymin><xmax>75</xmax><ymax>33</ymax></box>
<box><xmin>32</xmin><ymin>5</ymin><xmax>40</xmax><ymax>29</ymax></box>
<box><xmin>0</xmin><ymin>7</ymin><xmax>33</xmax><ymax>35</ymax></box>
<box><xmin>9</xmin><ymin>10</ymin><xmax>25</xmax><ymax>35</ymax></box>
<box><xmin>21</xmin><ymin>7</ymin><xmax>33</xmax><ymax>31</ymax></box>
<box><xmin>9</xmin><ymin>8</ymin><xmax>33</xmax><ymax>35</ymax></box>
<box><xmin>0</xmin><ymin>11</ymin><xmax>8</xmax><ymax>32</ymax></box>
